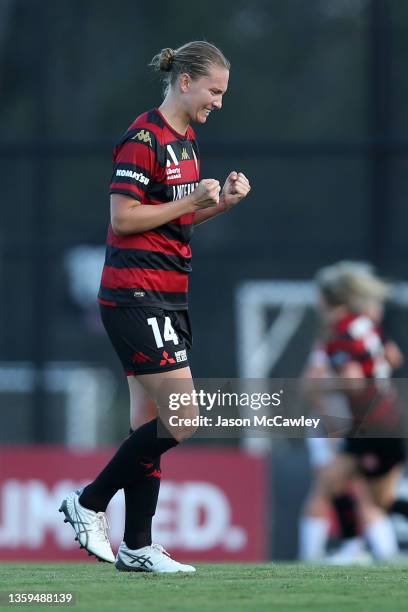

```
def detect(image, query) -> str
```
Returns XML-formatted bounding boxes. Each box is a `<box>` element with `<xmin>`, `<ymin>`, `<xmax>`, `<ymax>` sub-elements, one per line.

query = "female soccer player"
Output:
<box><xmin>299</xmin><ymin>261</ymin><xmax>406</xmax><ymax>563</ymax></box>
<box><xmin>59</xmin><ymin>41</ymin><xmax>251</xmax><ymax>573</ymax></box>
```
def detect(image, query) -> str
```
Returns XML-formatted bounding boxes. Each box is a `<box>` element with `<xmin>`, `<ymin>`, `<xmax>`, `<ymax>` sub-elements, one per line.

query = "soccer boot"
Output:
<box><xmin>59</xmin><ymin>489</ymin><xmax>115</xmax><ymax>563</ymax></box>
<box><xmin>115</xmin><ymin>541</ymin><xmax>196</xmax><ymax>573</ymax></box>
<box><xmin>325</xmin><ymin>538</ymin><xmax>373</xmax><ymax>565</ymax></box>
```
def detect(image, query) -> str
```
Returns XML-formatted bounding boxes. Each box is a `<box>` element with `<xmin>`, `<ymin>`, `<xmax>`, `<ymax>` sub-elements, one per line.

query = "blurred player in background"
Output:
<box><xmin>299</xmin><ymin>261</ymin><xmax>407</xmax><ymax>563</ymax></box>
<box><xmin>59</xmin><ymin>41</ymin><xmax>251</xmax><ymax>573</ymax></box>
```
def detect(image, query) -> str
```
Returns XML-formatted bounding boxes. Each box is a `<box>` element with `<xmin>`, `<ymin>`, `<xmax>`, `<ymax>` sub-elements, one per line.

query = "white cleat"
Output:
<box><xmin>59</xmin><ymin>489</ymin><xmax>115</xmax><ymax>563</ymax></box>
<box><xmin>325</xmin><ymin>539</ymin><xmax>373</xmax><ymax>566</ymax></box>
<box><xmin>325</xmin><ymin>550</ymin><xmax>373</xmax><ymax>565</ymax></box>
<box><xmin>115</xmin><ymin>541</ymin><xmax>196</xmax><ymax>573</ymax></box>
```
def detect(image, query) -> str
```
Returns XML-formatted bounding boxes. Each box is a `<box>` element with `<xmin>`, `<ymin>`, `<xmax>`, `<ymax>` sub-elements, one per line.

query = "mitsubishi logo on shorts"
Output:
<box><xmin>160</xmin><ymin>351</ymin><xmax>176</xmax><ymax>366</ymax></box>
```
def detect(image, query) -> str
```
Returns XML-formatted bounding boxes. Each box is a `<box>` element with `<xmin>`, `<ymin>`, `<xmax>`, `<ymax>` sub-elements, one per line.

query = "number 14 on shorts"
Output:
<box><xmin>147</xmin><ymin>316</ymin><xmax>179</xmax><ymax>348</ymax></box>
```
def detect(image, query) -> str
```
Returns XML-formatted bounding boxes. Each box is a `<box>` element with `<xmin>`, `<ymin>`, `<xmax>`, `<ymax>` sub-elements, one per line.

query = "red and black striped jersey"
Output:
<box><xmin>325</xmin><ymin>313</ymin><xmax>390</xmax><ymax>379</ymax></box>
<box><xmin>324</xmin><ymin>313</ymin><xmax>399</xmax><ymax>433</ymax></box>
<box><xmin>98</xmin><ymin>108</ymin><xmax>200</xmax><ymax>309</ymax></box>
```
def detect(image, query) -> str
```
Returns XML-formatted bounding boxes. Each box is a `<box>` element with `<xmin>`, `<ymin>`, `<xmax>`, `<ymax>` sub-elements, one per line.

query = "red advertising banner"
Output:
<box><xmin>0</xmin><ymin>446</ymin><xmax>267</xmax><ymax>562</ymax></box>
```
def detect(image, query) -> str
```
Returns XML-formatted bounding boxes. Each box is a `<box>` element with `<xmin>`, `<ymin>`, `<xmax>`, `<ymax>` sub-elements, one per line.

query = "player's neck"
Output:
<box><xmin>158</xmin><ymin>97</ymin><xmax>189</xmax><ymax>136</ymax></box>
<box><xmin>327</xmin><ymin>305</ymin><xmax>349</xmax><ymax>324</ymax></box>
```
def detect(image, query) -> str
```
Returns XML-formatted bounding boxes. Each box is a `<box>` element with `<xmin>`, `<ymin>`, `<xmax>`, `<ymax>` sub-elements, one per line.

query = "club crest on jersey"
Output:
<box><xmin>181</xmin><ymin>147</ymin><xmax>190</xmax><ymax>160</ymax></box>
<box><xmin>132</xmin><ymin>129</ymin><xmax>152</xmax><ymax>147</ymax></box>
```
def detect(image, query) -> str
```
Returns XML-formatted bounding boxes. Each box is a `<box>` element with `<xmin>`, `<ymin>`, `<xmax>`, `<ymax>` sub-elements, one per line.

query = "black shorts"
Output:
<box><xmin>100</xmin><ymin>304</ymin><xmax>192</xmax><ymax>375</ymax></box>
<box><xmin>342</xmin><ymin>438</ymin><xmax>406</xmax><ymax>478</ymax></box>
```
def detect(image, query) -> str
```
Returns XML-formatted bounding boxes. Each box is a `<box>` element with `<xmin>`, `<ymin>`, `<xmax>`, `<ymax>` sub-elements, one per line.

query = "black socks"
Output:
<box><xmin>79</xmin><ymin>417</ymin><xmax>178</xmax><ymax>513</ymax></box>
<box><xmin>389</xmin><ymin>498</ymin><xmax>408</xmax><ymax>518</ymax></box>
<box><xmin>124</xmin><ymin>452</ymin><xmax>162</xmax><ymax>549</ymax></box>
<box><xmin>332</xmin><ymin>493</ymin><xmax>359</xmax><ymax>539</ymax></box>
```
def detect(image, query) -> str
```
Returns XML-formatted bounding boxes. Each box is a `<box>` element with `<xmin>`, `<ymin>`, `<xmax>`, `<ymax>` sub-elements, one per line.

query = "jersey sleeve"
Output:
<box><xmin>110</xmin><ymin>128</ymin><xmax>157</xmax><ymax>201</ymax></box>
<box><xmin>326</xmin><ymin>334</ymin><xmax>366</xmax><ymax>372</ymax></box>
<box><xmin>307</xmin><ymin>343</ymin><xmax>330</xmax><ymax>370</ymax></box>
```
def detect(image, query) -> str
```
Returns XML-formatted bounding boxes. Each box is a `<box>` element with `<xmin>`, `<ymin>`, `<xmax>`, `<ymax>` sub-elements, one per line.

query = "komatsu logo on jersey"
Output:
<box><xmin>116</xmin><ymin>169</ymin><xmax>149</xmax><ymax>185</ymax></box>
<box><xmin>172</xmin><ymin>182</ymin><xmax>199</xmax><ymax>201</ymax></box>
<box><xmin>132</xmin><ymin>129</ymin><xmax>152</xmax><ymax>147</ymax></box>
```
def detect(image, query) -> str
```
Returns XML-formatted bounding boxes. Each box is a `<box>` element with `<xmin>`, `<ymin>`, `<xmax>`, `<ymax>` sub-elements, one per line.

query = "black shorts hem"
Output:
<box><xmin>342</xmin><ymin>437</ymin><xmax>406</xmax><ymax>478</ymax></box>
<box><xmin>125</xmin><ymin>361</ymin><xmax>190</xmax><ymax>376</ymax></box>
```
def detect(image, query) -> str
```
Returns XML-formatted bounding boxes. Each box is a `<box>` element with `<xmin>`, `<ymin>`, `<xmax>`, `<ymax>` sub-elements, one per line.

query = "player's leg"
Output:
<box><xmin>59</xmin><ymin>305</ymin><xmax>194</xmax><ymax>565</ymax></box>
<box><xmin>128</xmin><ymin>375</ymin><xmax>158</xmax><ymax>430</ymax></box>
<box><xmin>364</xmin><ymin>463</ymin><xmax>405</xmax><ymax>560</ymax></box>
<box><xmin>300</xmin><ymin>438</ymin><xmax>360</xmax><ymax>562</ymax></box>
<box><xmin>83</xmin><ymin>306</ymin><xmax>196</xmax><ymax>572</ymax></box>
<box><xmin>78</xmin><ymin>366</ymin><xmax>196</xmax><ymax>511</ymax></box>
<box><xmin>319</xmin><ymin>453</ymin><xmax>357</xmax><ymax>531</ymax></box>
<box><xmin>368</xmin><ymin>465</ymin><xmax>403</xmax><ymax>510</ymax></box>
<box><xmin>351</xmin><ymin>440</ymin><xmax>403</xmax><ymax>561</ymax></box>
<box><xmin>58</xmin><ymin>407</ymin><xmax>174</xmax><ymax>565</ymax></box>
<box><xmin>320</xmin><ymin>451</ymin><xmax>375</xmax><ymax>564</ymax></box>
<box><xmin>357</xmin><ymin>478</ymin><xmax>399</xmax><ymax>561</ymax></box>
<box><xmin>331</xmin><ymin>491</ymin><xmax>361</xmax><ymax>545</ymax></box>
<box><xmin>299</xmin><ymin>475</ymin><xmax>332</xmax><ymax>561</ymax></box>
<box><xmin>122</xmin><ymin>370</ymin><xmax>196</xmax><ymax>551</ymax></box>
<box><xmin>79</xmin><ymin>305</ymin><xmax>195</xmax><ymax>503</ymax></box>
<box><xmin>325</xmin><ymin>483</ymin><xmax>369</xmax><ymax>565</ymax></box>
<box><xmin>367</xmin><ymin>439</ymin><xmax>408</xmax><ymax>519</ymax></box>
<box><xmin>61</xmin><ymin>365</ymin><xmax>196</xmax><ymax>569</ymax></box>
<box><xmin>116</xmin><ymin>366</ymin><xmax>197</xmax><ymax>573</ymax></box>
<box><xmin>123</xmin><ymin>428</ymin><xmax>161</xmax><ymax>550</ymax></box>
<box><xmin>299</xmin><ymin>438</ymin><xmax>335</xmax><ymax>561</ymax></box>
<box><xmin>122</xmin><ymin>376</ymin><xmax>159</xmax><ymax>551</ymax></box>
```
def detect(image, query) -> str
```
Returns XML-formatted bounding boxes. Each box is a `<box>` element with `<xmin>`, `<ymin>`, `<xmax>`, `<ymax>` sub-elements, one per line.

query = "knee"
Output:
<box><xmin>320</xmin><ymin>468</ymin><xmax>346</xmax><ymax>497</ymax></box>
<box><xmin>166</xmin><ymin>404</ymin><xmax>200</xmax><ymax>442</ymax></box>
<box><xmin>374</xmin><ymin>489</ymin><xmax>395</xmax><ymax>511</ymax></box>
<box><xmin>304</xmin><ymin>489</ymin><xmax>331</xmax><ymax>518</ymax></box>
<box><xmin>360</xmin><ymin>502</ymin><xmax>384</xmax><ymax>525</ymax></box>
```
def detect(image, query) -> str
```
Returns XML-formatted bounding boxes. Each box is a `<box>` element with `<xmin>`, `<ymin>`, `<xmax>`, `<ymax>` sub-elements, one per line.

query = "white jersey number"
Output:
<box><xmin>147</xmin><ymin>317</ymin><xmax>179</xmax><ymax>348</ymax></box>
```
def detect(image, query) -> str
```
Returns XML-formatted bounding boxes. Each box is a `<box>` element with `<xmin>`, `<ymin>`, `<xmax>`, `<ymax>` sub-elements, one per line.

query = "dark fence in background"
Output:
<box><xmin>1</xmin><ymin>0</ymin><xmax>408</xmax><ymax>442</ymax></box>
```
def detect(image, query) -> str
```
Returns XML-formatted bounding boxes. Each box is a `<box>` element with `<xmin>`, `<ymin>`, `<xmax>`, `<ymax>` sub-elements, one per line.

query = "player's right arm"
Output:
<box><xmin>111</xmin><ymin>179</ymin><xmax>220</xmax><ymax>235</ymax></box>
<box><xmin>109</xmin><ymin>131</ymin><xmax>220</xmax><ymax>235</ymax></box>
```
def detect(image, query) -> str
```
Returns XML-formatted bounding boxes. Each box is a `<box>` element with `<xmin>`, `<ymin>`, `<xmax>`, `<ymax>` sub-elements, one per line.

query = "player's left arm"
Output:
<box><xmin>193</xmin><ymin>171</ymin><xmax>251</xmax><ymax>226</ymax></box>
<box><xmin>383</xmin><ymin>339</ymin><xmax>404</xmax><ymax>370</ymax></box>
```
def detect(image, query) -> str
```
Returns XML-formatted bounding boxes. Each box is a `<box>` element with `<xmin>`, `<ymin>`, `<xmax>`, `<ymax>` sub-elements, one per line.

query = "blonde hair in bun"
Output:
<box><xmin>150</xmin><ymin>40</ymin><xmax>230</xmax><ymax>95</ymax></box>
<box><xmin>158</xmin><ymin>48</ymin><xmax>175</xmax><ymax>72</ymax></box>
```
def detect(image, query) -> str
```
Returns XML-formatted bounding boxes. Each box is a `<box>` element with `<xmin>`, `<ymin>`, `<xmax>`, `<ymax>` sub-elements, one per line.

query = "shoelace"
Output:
<box><xmin>94</xmin><ymin>512</ymin><xmax>110</xmax><ymax>543</ymax></box>
<box><xmin>151</xmin><ymin>543</ymin><xmax>171</xmax><ymax>557</ymax></box>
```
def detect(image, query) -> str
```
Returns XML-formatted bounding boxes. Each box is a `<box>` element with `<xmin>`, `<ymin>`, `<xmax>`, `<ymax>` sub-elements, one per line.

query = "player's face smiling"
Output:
<box><xmin>184</xmin><ymin>66</ymin><xmax>229</xmax><ymax>124</ymax></box>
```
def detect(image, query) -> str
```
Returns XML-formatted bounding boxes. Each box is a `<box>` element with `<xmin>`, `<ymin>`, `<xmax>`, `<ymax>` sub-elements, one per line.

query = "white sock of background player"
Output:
<box><xmin>364</xmin><ymin>516</ymin><xmax>399</xmax><ymax>560</ymax></box>
<box><xmin>298</xmin><ymin>516</ymin><xmax>330</xmax><ymax>561</ymax></box>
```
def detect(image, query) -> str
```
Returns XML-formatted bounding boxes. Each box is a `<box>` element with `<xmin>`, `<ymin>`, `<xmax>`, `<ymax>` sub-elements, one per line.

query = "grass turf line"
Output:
<box><xmin>1</xmin><ymin>563</ymin><xmax>408</xmax><ymax>612</ymax></box>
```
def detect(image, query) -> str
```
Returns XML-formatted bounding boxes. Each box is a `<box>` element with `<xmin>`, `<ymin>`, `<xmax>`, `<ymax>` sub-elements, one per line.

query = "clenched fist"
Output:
<box><xmin>220</xmin><ymin>171</ymin><xmax>251</xmax><ymax>210</ymax></box>
<box><xmin>191</xmin><ymin>179</ymin><xmax>221</xmax><ymax>210</ymax></box>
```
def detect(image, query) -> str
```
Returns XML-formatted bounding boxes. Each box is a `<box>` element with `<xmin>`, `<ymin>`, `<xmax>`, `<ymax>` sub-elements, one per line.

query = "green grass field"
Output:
<box><xmin>1</xmin><ymin>563</ymin><xmax>408</xmax><ymax>612</ymax></box>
